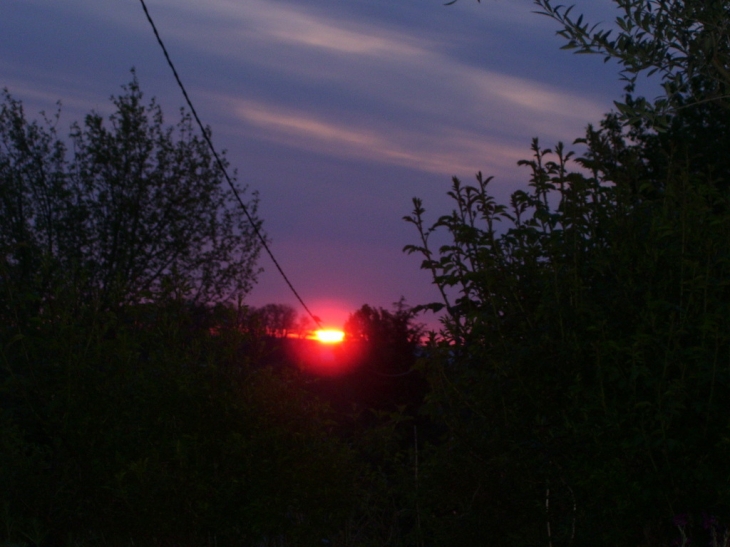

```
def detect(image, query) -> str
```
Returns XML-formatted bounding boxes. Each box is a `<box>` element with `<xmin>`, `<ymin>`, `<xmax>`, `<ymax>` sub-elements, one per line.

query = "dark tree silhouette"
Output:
<box><xmin>405</xmin><ymin>3</ymin><xmax>730</xmax><ymax>542</ymax></box>
<box><xmin>0</xmin><ymin>74</ymin><xmax>262</xmax><ymax>318</ymax></box>
<box><xmin>253</xmin><ymin>303</ymin><xmax>298</xmax><ymax>338</ymax></box>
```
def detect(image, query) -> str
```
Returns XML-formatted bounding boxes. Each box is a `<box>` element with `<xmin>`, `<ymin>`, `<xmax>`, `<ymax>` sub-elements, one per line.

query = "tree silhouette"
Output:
<box><xmin>0</xmin><ymin>73</ymin><xmax>262</xmax><ymax>319</ymax></box>
<box><xmin>253</xmin><ymin>303</ymin><xmax>298</xmax><ymax>338</ymax></box>
<box><xmin>401</xmin><ymin>2</ymin><xmax>730</xmax><ymax>545</ymax></box>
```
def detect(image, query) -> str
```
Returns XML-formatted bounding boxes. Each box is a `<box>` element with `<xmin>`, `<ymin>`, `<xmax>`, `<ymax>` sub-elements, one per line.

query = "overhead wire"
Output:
<box><xmin>138</xmin><ymin>0</ymin><xmax>323</xmax><ymax>328</ymax></box>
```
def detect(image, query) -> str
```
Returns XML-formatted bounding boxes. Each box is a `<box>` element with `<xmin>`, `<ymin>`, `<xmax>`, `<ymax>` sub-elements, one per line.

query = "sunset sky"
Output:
<box><xmin>3</xmin><ymin>0</ymin><xmax>631</xmax><ymax>328</ymax></box>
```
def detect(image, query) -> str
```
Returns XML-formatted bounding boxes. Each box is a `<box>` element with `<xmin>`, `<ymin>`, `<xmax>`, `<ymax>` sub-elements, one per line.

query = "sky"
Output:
<box><xmin>2</xmin><ymin>0</ymin><xmax>628</xmax><ymax>329</ymax></box>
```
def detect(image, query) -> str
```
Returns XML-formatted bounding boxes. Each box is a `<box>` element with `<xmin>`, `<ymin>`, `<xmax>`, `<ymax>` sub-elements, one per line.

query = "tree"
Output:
<box><xmin>253</xmin><ymin>303</ymin><xmax>298</xmax><ymax>338</ymax></box>
<box><xmin>407</xmin><ymin>126</ymin><xmax>730</xmax><ymax>547</ymax></box>
<box><xmin>0</xmin><ymin>294</ymin><xmax>364</xmax><ymax>546</ymax></box>
<box><xmin>453</xmin><ymin>0</ymin><xmax>730</xmax><ymax>127</ymax></box>
<box><xmin>0</xmin><ymin>74</ymin><xmax>263</xmax><ymax>317</ymax></box>
<box><xmin>535</xmin><ymin>0</ymin><xmax>730</xmax><ymax>126</ymax></box>
<box><xmin>333</xmin><ymin>301</ymin><xmax>426</xmax><ymax>414</ymax></box>
<box><xmin>403</xmin><ymin>2</ymin><xmax>730</xmax><ymax>545</ymax></box>
<box><xmin>344</xmin><ymin>299</ymin><xmax>423</xmax><ymax>376</ymax></box>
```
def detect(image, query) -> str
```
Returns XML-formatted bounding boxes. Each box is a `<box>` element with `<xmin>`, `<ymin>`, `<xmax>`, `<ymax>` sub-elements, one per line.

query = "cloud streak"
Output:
<box><xmin>215</xmin><ymin>95</ymin><xmax>526</xmax><ymax>177</ymax></box>
<box><xmin>149</xmin><ymin>0</ymin><xmax>611</xmax><ymax>149</ymax></box>
<box><xmin>148</xmin><ymin>0</ymin><xmax>432</xmax><ymax>58</ymax></box>
<box><xmin>46</xmin><ymin>0</ymin><xmax>612</xmax><ymax>149</ymax></box>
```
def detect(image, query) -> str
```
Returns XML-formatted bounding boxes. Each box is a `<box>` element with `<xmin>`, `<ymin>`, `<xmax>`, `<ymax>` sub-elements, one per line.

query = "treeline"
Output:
<box><xmin>1</xmin><ymin>299</ymin><xmax>357</xmax><ymax>546</ymax></box>
<box><xmin>3</xmin><ymin>0</ymin><xmax>730</xmax><ymax>546</ymax></box>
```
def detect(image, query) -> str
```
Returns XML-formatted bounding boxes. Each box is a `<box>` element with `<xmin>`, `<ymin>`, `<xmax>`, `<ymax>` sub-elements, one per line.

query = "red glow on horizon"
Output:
<box><xmin>309</xmin><ymin>300</ymin><xmax>350</xmax><ymax>329</ymax></box>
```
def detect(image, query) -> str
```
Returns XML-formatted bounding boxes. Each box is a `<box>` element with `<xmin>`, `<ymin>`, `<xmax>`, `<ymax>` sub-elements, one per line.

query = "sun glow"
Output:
<box><xmin>314</xmin><ymin>329</ymin><xmax>345</xmax><ymax>344</ymax></box>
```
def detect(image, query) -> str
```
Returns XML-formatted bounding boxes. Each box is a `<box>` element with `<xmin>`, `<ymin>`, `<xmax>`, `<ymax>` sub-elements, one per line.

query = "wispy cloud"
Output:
<box><xmin>148</xmin><ymin>0</ymin><xmax>609</xmax><ymax>134</ymax></box>
<box><xmin>243</xmin><ymin>2</ymin><xmax>427</xmax><ymax>58</ymax></box>
<box><xmin>65</xmin><ymin>0</ymin><xmax>610</xmax><ymax>139</ymax></box>
<box><xmin>461</xmin><ymin>67</ymin><xmax>608</xmax><ymax>130</ymax></box>
<box><xmin>115</xmin><ymin>0</ymin><xmax>433</xmax><ymax>62</ymax></box>
<box><xmin>10</xmin><ymin>0</ymin><xmax>611</xmax><ymax>180</ymax></box>
<box><xmin>211</xmin><ymin>95</ymin><xmax>527</xmax><ymax>177</ymax></box>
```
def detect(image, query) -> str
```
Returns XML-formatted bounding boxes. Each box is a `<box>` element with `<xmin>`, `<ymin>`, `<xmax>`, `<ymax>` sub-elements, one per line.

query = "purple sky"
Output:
<box><xmin>3</xmin><ymin>0</ymin><xmax>628</xmax><ymax>329</ymax></box>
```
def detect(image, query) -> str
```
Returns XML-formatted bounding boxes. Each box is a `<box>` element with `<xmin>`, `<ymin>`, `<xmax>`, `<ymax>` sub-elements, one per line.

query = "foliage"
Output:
<box><xmin>534</xmin><ymin>0</ymin><xmax>730</xmax><ymax>127</ymax></box>
<box><xmin>337</xmin><ymin>302</ymin><xmax>430</xmax><ymax>546</ymax></box>
<box><xmin>336</xmin><ymin>301</ymin><xmax>426</xmax><ymax>410</ymax></box>
<box><xmin>405</xmin><ymin>104</ymin><xmax>730</xmax><ymax>544</ymax></box>
<box><xmin>252</xmin><ymin>303</ymin><xmax>299</xmax><ymax>338</ymax></box>
<box><xmin>344</xmin><ymin>299</ymin><xmax>423</xmax><ymax>365</ymax></box>
<box><xmin>0</xmin><ymin>74</ymin><xmax>262</xmax><ymax>317</ymax></box>
<box><xmin>450</xmin><ymin>0</ymin><xmax>730</xmax><ymax>127</ymax></box>
<box><xmin>0</xmin><ymin>299</ymin><xmax>366</xmax><ymax>546</ymax></box>
<box><xmin>403</xmin><ymin>2</ymin><xmax>730</xmax><ymax>545</ymax></box>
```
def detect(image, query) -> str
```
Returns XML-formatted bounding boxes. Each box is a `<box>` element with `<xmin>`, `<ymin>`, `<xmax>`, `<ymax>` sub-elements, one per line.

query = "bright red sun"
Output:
<box><xmin>314</xmin><ymin>329</ymin><xmax>345</xmax><ymax>344</ymax></box>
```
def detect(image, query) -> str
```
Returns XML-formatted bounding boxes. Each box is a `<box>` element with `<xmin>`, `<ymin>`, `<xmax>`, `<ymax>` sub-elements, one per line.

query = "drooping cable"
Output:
<box><xmin>138</xmin><ymin>0</ymin><xmax>322</xmax><ymax>328</ymax></box>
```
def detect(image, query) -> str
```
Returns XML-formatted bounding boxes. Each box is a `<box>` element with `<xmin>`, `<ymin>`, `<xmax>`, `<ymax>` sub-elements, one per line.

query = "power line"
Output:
<box><xmin>138</xmin><ymin>0</ymin><xmax>323</xmax><ymax>328</ymax></box>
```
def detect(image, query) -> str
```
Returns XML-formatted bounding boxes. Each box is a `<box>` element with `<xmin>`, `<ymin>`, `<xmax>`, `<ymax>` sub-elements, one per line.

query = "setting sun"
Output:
<box><xmin>314</xmin><ymin>329</ymin><xmax>345</xmax><ymax>344</ymax></box>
